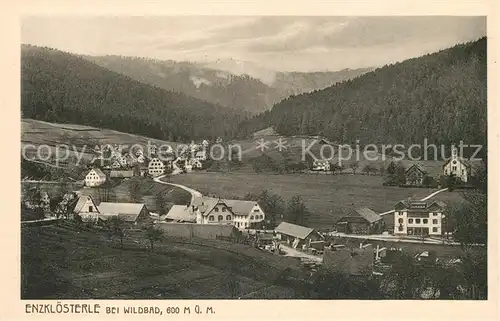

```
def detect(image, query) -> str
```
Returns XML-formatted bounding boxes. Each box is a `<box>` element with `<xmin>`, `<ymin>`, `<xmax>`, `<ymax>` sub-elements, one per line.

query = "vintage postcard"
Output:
<box><xmin>1</xmin><ymin>0</ymin><xmax>498</xmax><ymax>320</ymax></box>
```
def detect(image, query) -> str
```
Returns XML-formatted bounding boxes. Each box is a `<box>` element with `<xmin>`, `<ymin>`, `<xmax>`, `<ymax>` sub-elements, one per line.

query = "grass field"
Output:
<box><xmin>21</xmin><ymin>222</ymin><xmax>302</xmax><ymax>299</ymax></box>
<box><xmin>169</xmin><ymin>172</ymin><xmax>444</xmax><ymax>228</ymax></box>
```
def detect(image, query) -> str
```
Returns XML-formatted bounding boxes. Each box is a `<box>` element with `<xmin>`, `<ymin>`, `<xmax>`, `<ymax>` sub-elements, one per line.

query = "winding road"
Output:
<box><xmin>153</xmin><ymin>174</ymin><xmax>203</xmax><ymax>205</ymax></box>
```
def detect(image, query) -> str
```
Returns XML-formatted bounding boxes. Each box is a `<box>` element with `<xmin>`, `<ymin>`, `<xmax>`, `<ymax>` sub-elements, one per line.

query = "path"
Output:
<box><xmin>379</xmin><ymin>188</ymin><xmax>449</xmax><ymax>216</ymax></box>
<box><xmin>153</xmin><ymin>175</ymin><xmax>203</xmax><ymax>205</ymax></box>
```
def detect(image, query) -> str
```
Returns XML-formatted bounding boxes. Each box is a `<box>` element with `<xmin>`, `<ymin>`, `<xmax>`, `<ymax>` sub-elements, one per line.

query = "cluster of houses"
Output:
<box><xmin>84</xmin><ymin>141</ymin><xmax>210</xmax><ymax>187</ymax></box>
<box><xmin>334</xmin><ymin>199</ymin><xmax>447</xmax><ymax>237</ymax></box>
<box><xmin>310</xmin><ymin>146</ymin><xmax>482</xmax><ymax>187</ymax></box>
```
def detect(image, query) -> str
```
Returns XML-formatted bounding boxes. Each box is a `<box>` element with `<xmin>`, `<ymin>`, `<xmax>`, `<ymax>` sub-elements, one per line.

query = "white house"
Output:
<box><xmin>69</xmin><ymin>194</ymin><xmax>100</xmax><ymax>221</ymax></box>
<box><xmin>195</xmin><ymin>150</ymin><xmax>207</xmax><ymax>161</ymax></box>
<box><xmin>312</xmin><ymin>159</ymin><xmax>331</xmax><ymax>171</ymax></box>
<box><xmin>188</xmin><ymin>158</ymin><xmax>203</xmax><ymax>169</ymax></box>
<box><xmin>85</xmin><ymin>168</ymin><xmax>107</xmax><ymax>187</ymax></box>
<box><xmin>393</xmin><ymin>200</ymin><xmax>446</xmax><ymax>236</ymax></box>
<box><xmin>191</xmin><ymin>197</ymin><xmax>266</xmax><ymax>230</ymax></box>
<box><xmin>148</xmin><ymin>158</ymin><xmax>165</xmax><ymax>177</ymax></box>
<box><xmin>443</xmin><ymin>146</ymin><xmax>471</xmax><ymax>182</ymax></box>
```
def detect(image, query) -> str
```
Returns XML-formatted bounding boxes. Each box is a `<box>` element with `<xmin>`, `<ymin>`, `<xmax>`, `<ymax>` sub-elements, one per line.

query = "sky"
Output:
<box><xmin>21</xmin><ymin>16</ymin><xmax>486</xmax><ymax>74</ymax></box>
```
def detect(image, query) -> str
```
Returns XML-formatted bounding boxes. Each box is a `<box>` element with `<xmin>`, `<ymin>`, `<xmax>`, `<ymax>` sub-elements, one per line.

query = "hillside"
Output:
<box><xmin>21</xmin><ymin>223</ymin><xmax>302</xmax><ymax>299</ymax></box>
<box><xmin>239</xmin><ymin>38</ymin><xmax>487</xmax><ymax>150</ymax></box>
<box><xmin>21</xmin><ymin>45</ymin><xmax>248</xmax><ymax>142</ymax></box>
<box><xmin>84</xmin><ymin>55</ymin><xmax>372</xmax><ymax>114</ymax></box>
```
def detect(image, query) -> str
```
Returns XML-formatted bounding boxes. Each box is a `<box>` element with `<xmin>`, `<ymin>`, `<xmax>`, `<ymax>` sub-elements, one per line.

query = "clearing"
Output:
<box><xmin>21</xmin><ymin>222</ymin><xmax>303</xmax><ymax>299</ymax></box>
<box><xmin>169</xmin><ymin>172</ymin><xmax>448</xmax><ymax>228</ymax></box>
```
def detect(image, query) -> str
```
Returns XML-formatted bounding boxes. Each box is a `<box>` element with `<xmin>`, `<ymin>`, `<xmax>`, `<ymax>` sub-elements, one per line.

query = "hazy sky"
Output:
<box><xmin>21</xmin><ymin>16</ymin><xmax>486</xmax><ymax>72</ymax></box>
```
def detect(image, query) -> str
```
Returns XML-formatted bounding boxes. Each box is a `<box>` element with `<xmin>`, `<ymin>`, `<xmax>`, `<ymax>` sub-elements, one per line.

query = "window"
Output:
<box><xmin>433</xmin><ymin>213</ymin><xmax>437</xmax><ymax>216</ymax></box>
<box><xmin>254</xmin><ymin>209</ymin><xmax>259</xmax><ymax>212</ymax></box>
<box><xmin>218</xmin><ymin>215</ymin><xmax>223</xmax><ymax>222</ymax></box>
<box><xmin>398</xmin><ymin>225</ymin><xmax>403</xmax><ymax>231</ymax></box>
<box><xmin>423</xmin><ymin>219</ymin><xmax>428</xmax><ymax>224</ymax></box>
<box><xmin>433</xmin><ymin>219</ymin><xmax>438</xmax><ymax>224</ymax></box>
<box><xmin>226</xmin><ymin>215</ymin><xmax>231</xmax><ymax>221</ymax></box>
<box><xmin>222</xmin><ymin>207</ymin><xmax>226</xmax><ymax>212</ymax></box>
<box><xmin>214</xmin><ymin>208</ymin><xmax>219</xmax><ymax>212</ymax></box>
<box><xmin>432</xmin><ymin>227</ymin><xmax>438</xmax><ymax>233</ymax></box>
<box><xmin>250</xmin><ymin>216</ymin><xmax>254</xmax><ymax>220</ymax></box>
<box><xmin>415</xmin><ymin>219</ymin><xmax>421</xmax><ymax>224</ymax></box>
<box><xmin>89</xmin><ymin>206</ymin><xmax>93</xmax><ymax>212</ymax></box>
<box><xmin>408</xmin><ymin>218</ymin><xmax>413</xmax><ymax>223</ymax></box>
<box><xmin>398</xmin><ymin>218</ymin><xmax>403</xmax><ymax>224</ymax></box>
<box><xmin>452</xmin><ymin>166</ymin><xmax>457</xmax><ymax>171</ymax></box>
<box><xmin>209</xmin><ymin>216</ymin><xmax>214</xmax><ymax>221</ymax></box>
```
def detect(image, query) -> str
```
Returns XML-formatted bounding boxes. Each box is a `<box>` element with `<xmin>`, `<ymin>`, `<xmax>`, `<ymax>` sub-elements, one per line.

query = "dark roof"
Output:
<box><xmin>353</xmin><ymin>207</ymin><xmax>381</xmax><ymax>224</ymax></box>
<box><xmin>275</xmin><ymin>222</ymin><xmax>317</xmax><ymax>240</ymax></box>
<box><xmin>395</xmin><ymin>200</ymin><xmax>447</xmax><ymax>211</ymax></box>
<box><xmin>401</xmin><ymin>161</ymin><xmax>443</xmax><ymax>178</ymax></box>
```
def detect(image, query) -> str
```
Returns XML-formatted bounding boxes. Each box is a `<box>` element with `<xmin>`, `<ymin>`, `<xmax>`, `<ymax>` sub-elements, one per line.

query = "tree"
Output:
<box><xmin>108</xmin><ymin>216</ymin><xmax>126</xmax><ymax>249</ymax></box>
<box><xmin>145</xmin><ymin>226</ymin><xmax>164</xmax><ymax>251</ymax></box>
<box><xmin>98</xmin><ymin>179</ymin><xmax>117</xmax><ymax>203</ymax></box>
<box><xmin>286</xmin><ymin>195</ymin><xmax>309</xmax><ymax>226</ymax></box>
<box><xmin>349</xmin><ymin>162</ymin><xmax>359</xmax><ymax>175</ymax></box>
<box><xmin>154</xmin><ymin>191</ymin><xmax>166</xmax><ymax>215</ymax></box>
<box><xmin>450</xmin><ymin>165</ymin><xmax>487</xmax><ymax>246</ymax></box>
<box><xmin>128</xmin><ymin>179</ymin><xmax>142</xmax><ymax>203</ymax></box>
<box><xmin>394</xmin><ymin>163</ymin><xmax>406</xmax><ymax>185</ymax></box>
<box><xmin>379</xmin><ymin>164</ymin><xmax>386</xmax><ymax>176</ymax></box>
<box><xmin>386</xmin><ymin>161</ymin><xmax>397</xmax><ymax>175</ymax></box>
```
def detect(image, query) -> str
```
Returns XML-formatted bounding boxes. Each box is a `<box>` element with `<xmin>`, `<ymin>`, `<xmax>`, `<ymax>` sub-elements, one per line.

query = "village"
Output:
<box><xmin>20</xmin><ymin>134</ymin><xmax>486</xmax><ymax>297</ymax></box>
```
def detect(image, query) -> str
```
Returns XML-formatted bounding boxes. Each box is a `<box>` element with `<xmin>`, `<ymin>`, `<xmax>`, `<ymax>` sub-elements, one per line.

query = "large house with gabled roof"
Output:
<box><xmin>97</xmin><ymin>202</ymin><xmax>151</xmax><ymax>225</ymax></box>
<box><xmin>187</xmin><ymin>196</ymin><xmax>266</xmax><ymax>230</ymax></box>
<box><xmin>85</xmin><ymin>168</ymin><xmax>107</xmax><ymax>187</ymax></box>
<box><xmin>393</xmin><ymin>199</ymin><xmax>446</xmax><ymax>236</ymax></box>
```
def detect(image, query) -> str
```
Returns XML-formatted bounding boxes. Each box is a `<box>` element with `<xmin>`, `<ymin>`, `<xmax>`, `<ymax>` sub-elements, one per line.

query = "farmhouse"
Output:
<box><xmin>224</xmin><ymin>199</ymin><xmax>266</xmax><ymax>229</ymax></box>
<box><xmin>188</xmin><ymin>158</ymin><xmax>203</xmax><ymax>169</ymax></box>
<box><xmin>393</xmin><ymin>200</ymin><xmax>446</xmax><ymax>236</ymax></box>
<box><xmin>68</xmin><ymin>194</ymin><xmax>100</xmax><ymax>221</ymax></box>
<box><xmin>312</xmin><ymin>159</ymin><xmax>330</xmax><ymax>171</ymax></box>
<box><xmin>190</xmin><ymin>197</ymin><xmax>266</xmax><ymax>230</ymax></box>
<box><xmin>85</xmin><ymin>168</ymin><xmax>106</xmax><ymax>187</ymax></box>
<box><xmin>148</xmin><ymin>158</ymin><xmax>165</xmax><ymax>177</ymax></box>
<box><xmin>274</xmin><ymin>222</ymin><xmax>323</xmax><ymax>249</ymax></box>
<box><xmin>165</xmin><ymin>205</ymin><xmax>197</xmax><ymax>223</ymax></box>
<box><xmin>195</xmin><ymin>150</ymin><xmax>207</xmax><ymax>161</ymax></box>
<box><xmin>402</xmin><ymin>162</ymin><xmax>442</xmax><ymax>186</ymax></box>
<box><xmin>98</xmin><ymin>202</ymin><xmax>151</xmax><ymax>225</ymax></box>
<box><xmin>195</xmin><ymin>198</ymin><xmax>235</xmax><ymax>225</ymax></box>
<box><xmin>336</xmin><ymin>207</ymin><xmax>382</xmax><ymax>235</ymax></box>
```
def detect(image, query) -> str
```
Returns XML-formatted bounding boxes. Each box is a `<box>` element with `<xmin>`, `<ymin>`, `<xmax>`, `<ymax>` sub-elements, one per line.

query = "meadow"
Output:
<box><xmin>169</xmin><ymin>172</ymin><xmax>455</xmax><ymax>228</ymax></box>
<box><xmin>21</xmin><ymin>222</ymin><xmax>301</xmax><ymax>299</ymax></box>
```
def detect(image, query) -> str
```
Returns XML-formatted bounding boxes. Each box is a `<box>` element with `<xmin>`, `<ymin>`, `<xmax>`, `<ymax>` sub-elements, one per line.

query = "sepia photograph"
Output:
<box><xmin>19</xmin><ymin>15</ymin><xmax>488</xmax><ymax>301</ymax></box>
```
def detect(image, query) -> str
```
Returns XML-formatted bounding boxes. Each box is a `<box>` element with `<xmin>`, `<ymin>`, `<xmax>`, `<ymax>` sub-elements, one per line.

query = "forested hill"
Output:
<box><xmin>21</xmin><ymin>45</ymin><xmax>248</xmax><ymax>142</ymax></box>
<box><xmin>239</xmin><ymin>38</ymin><xmax>487</xmax><ymax>148</ymax></box>
<box><xmin>84</xmin><ymin>55</ymin><xmax>372</xmax><ymax>114</ymax></box>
